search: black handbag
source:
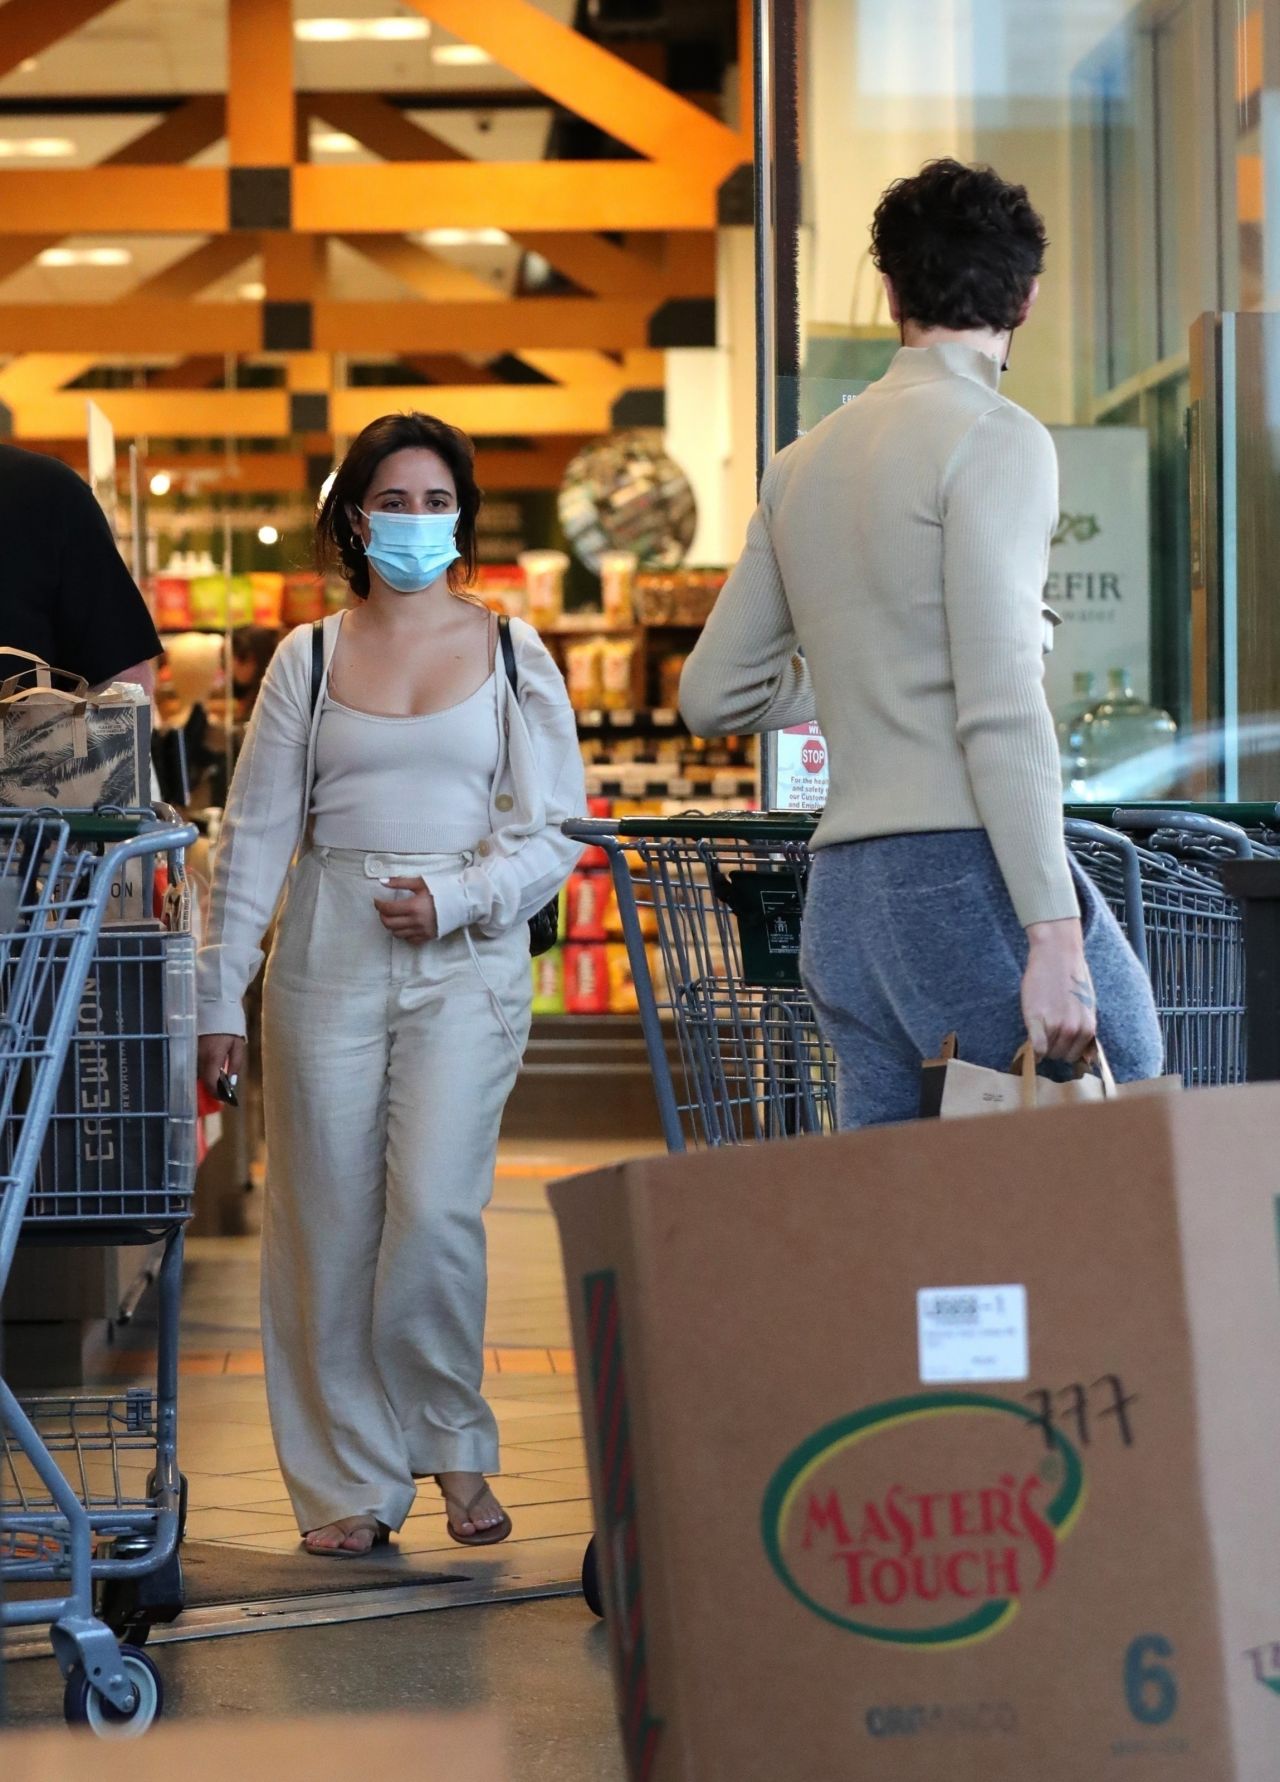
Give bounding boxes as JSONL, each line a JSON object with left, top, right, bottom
{"left": 311, "top": 618, "right": 560, "bottom": 957}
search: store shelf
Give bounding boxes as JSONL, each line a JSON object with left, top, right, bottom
{"left": 575, "top": 706, "right": 683, "bottom": 733}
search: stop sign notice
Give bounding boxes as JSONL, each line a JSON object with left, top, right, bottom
{"left": 801, "top": 737, "right": 827, "bottom": 774}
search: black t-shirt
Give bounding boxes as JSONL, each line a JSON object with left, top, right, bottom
{"left": 0, "top": 443, "right": 162, "bottom": 688}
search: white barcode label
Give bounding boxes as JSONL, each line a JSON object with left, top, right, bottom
{"left": 917, "top": 1285, "right": 1028, "bottom": 1384}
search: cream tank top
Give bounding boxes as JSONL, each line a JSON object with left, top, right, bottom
{"left": 311, "top": 674, "right": 501, "bottom": 854}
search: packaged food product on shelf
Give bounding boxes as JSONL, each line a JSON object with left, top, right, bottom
{"left": 249, "top": 572, "right": 284, "bottom": 627}
{"left": 190, "top": 574, "right": 253, "bottom": 629}
{"left": 658, "top": 651, "right": 689, "bottom": 711}
{"left": 564, "top": 942, "right": 610, "bottom": 1014}
{"left": 151, "top": 575, "right": 192, "bottom": 631}
{"left": 599, "top": 550, "right": 638, "bottom": 627}
{"left": 282, "top": 572, "right": 326, "bottom": 626}
{"left": 531, "top": 947, "right": 566, "bottom": 1015}
{"left": 519, "top": 550, "right": 569, "bottom": 631}
{"left": 632, "top": 568, "right": 725, "bottom": 627}
{"left": 565, "top": 638, "right": 605, "bottom": 712}
{"left": 578, "top": 796, "right": 612, "bottom": 872}
{"left": 600, "top": 637, "right": 638, "bottom": 711}
{"left": 566, "top": 871, "right": 610, "bottom": 942}
{"left": 474, "top": 565, "right": 527, "bottom": 618}
{"left": 606, "top": 942, "right": 638, "bottom": 1014}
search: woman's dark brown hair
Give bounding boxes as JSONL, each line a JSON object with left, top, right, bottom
{"left": 315, "top": 411, "right": 481, "bottom": 599}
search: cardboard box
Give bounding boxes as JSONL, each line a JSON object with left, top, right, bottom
{"left": 551, "top": 1087, "right": 1280, "bottom": 1782}
{"left": 4, "top": 1712, "right": 510, "bottom": 1782}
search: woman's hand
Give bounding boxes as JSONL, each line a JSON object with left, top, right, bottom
{"left": 1021, "top": 919, "right": 1097, "bottom": 1063}
{"left": 374, "top": 877, "right": 439, "bottom": 944}
{"left": 198, "top": 1032, "right": 246, "bottom": 1098}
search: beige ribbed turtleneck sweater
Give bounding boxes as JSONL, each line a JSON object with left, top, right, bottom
{"left": 679, "top": 342, "right": 1077, "bottom": 929}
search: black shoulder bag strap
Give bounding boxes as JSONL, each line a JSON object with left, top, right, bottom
{"left": 497, "top": 612, "right": 518, "bottom": 703}
{"left": 310, "top": 618, "right": 324, "bottom": 716}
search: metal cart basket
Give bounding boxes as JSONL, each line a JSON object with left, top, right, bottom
{"left": 1066, "top": 810, "right": 1258, "bottom": 1087}
{"left": 1, "top": 808, "right": 196, "bottom": 1736}
{"left": 565, "top": 814, "right": 834, "bottom": 1153}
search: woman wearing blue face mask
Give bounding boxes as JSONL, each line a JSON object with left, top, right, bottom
{"left": 196, "top": 413, "right": 585, "bottom": 1557}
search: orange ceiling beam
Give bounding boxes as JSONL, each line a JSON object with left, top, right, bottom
{"left": 0, "top": 295, "right": 656, "bottom": 357}
{"left": 312, "top": 298, "right": 652, "bottom": 353}
{"left": 0, "top": 303, "right": 260, "bottom": 353}
{"left": 0, "top": 168, "right": 225, "bottom": 234}
{"left": 405, "top": 0, "right": 740, "bottom": 176}
{"left": 0, "top": 0, "right": 121, "bottom": 81}
{"left": 8, "top": 389, "right": 291, "bottom": 440}
{"left": 228, "top": 0, "right": 295, "bottom": 166}
{"left": 262, "top": 233, "right": 325, "bottom": 301}
{"left": 339, "top": 233, "right": 498, "bottom": 302}
{"left": 8, "top": 383, "right": 622, "bottom": 441}
{"left": 294, "top": 162, "right": 718, "bottom": 233}
{"left": 334, "top": 383, "right": 617, "bottom": 437}
{"left": 1239, "top": 154, "right": 1262, "bottom": 226}
{"left": 0, "top": 101, "right": 226, "bottom": 284}
{"left": 0, "top": 163, "right": 716, "bottom": 235}
{"left": 133, "top": 237, "right": 258, "bottom": 302}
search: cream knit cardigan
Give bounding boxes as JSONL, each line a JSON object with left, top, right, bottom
{"left": 197, "top": 612, "right": 586, "bottom": 1038}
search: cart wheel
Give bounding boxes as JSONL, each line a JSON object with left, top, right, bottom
{"left": 63, "top": 1646, "right": 163, "bottom": 1737}
{"left": 582, "top": 1536, "right": 604, "bottom": 1619}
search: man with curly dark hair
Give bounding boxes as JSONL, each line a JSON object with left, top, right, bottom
{"left": 871, "top": 157, "right": 1048, "bottom": 349}
{"left": 681, "top": 159, "right": 1163, "bottom": 1127}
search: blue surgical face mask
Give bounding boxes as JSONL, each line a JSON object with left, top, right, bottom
{"left": 359, "top": 507, "right": 460, "bottom": 593}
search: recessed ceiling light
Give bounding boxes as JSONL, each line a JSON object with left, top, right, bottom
{"left": 295, "top": 17, "right": 430, "bottom": 42}
{"left": 258, "top": 524, "right": 280, "bottom": 546}
{"left": 18, "top": 58, "right": 38, "bottom": 74}
{"left": 239, "top": 280, "right": 267, "bottom": 300}
{"left": 150, "top": 472, "right": 172, "bottom": 497}
{"left": 432, "top": 43, "right": 492, "bottom": 66}
{"left": 419, "top": 227, "right": 510, "bottom": 249}
{"left": 38, "top": 246, "right": 132, "bottom": 267}
{"left": 311, "top": 130, "right": 361, "bottom": 154}
{"left": 0, "top": 137, "right": 76, "bottom": 159}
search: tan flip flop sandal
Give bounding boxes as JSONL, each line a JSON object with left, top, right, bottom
{"left": 436, "top": 1481, "right": 513, "bottom": 1548}
{"left": 301, "top": 1517, "right": 391, "bottom": 1558}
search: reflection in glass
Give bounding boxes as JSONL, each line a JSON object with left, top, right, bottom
{"left": 777, "top": 0, "right": 1280, "bottom": 804}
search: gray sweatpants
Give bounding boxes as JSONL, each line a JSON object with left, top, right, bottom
{"left": 800, "top": 830, "right": 1165, "bottom": 1130}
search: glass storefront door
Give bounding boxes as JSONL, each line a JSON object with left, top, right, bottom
{"left": 756, "top": 0, "right": 1280, "bottom": 807}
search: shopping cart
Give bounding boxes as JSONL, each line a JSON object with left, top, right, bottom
{"left": 0, "top": 807, "right": 197, "bottom": 1736}
{"left": 1065, "top": 810, "right": 1255, "bottom": 1087}
{"left": 564, "top": 813, "right": 834, "bottom": 1613}
{"left": 569, "top": 813, "right": 834, "bottom": 1153}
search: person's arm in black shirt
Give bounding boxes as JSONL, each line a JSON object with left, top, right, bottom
{"left": 54, "top": 467, "right": 161, "bottom": 690}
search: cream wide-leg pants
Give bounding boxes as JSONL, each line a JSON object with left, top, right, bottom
{"left": 260, "top": 845, "right": 532, "bottom": 1534}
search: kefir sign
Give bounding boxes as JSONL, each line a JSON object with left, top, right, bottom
{"left": 1043, "top": 427, "right": 1151, "bottom": 716}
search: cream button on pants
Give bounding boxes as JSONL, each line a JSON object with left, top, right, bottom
{"left": 260, "top": 846, "right": 531, "bottom": 1533}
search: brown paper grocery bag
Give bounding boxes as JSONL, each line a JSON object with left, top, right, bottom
{"left": 920, "top": 1033, "right": 1182, "bottom": 1118}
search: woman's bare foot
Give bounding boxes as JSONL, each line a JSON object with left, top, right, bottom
{"left": 434, "top": 1472, "right": 511, "bottom": 1545}
{"left": 302, "top": 1516, "right": 388, "bottom": 1556}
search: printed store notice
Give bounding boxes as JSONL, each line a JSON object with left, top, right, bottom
{"left": 775, "top": 722, "right": 829, "bottom": 812}
{"left": 917, "top": 1285, "right": 1029, "bottom": 1384}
